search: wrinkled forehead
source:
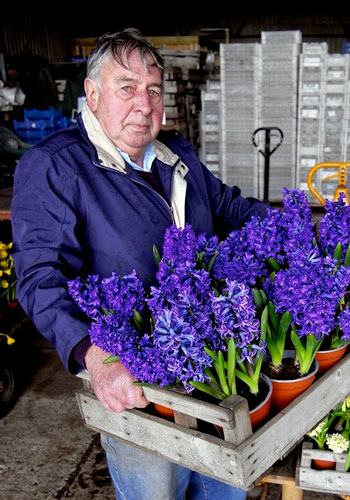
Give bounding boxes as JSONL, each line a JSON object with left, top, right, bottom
{"left": 110, "top": 47, "right": 162, "bottom": 78}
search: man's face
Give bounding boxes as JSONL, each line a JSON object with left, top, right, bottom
{"left": 85, "top": 50, "right": 164, "bottom": 163}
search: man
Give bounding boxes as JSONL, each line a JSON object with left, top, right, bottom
{"left": 11, "top": 28, "right": 267, "bottom": 500}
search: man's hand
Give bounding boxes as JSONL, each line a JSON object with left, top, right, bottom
{"left": 85, "top": 344, "right": 149, "bottom": 413}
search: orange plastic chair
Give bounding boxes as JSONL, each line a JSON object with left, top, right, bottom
{"left": 306, "top": 162, "right": 350, "bottom": 205}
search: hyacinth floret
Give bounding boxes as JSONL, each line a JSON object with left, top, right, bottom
{"left": 338, "top": 306, "right": 350, "bottom": 341}
{"left": 212, "top": 230, "right": 268, "bottom": 286}
{"left": 265, "top": 249, "right": 350, "bottom": 338}
{"left": 152, "top": 308, "right": 213, "bottom": 389}
{"left": 68, "top": 274, "right": 103, "bottom": 319}
{"left": 319, "top": 192, "right": 350, "bottom": 261}
{"left": 161, "top": 224, "right": 199, "bottom": 267}
{"left": 280, "top": 187, "right": 315, "bottom": 258}
{"left": 210, "top": 280, "right": 263, "bottom": 361}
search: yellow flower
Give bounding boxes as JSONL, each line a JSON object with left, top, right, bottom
{"left": 0, "top": 333, "right": 15, "bottom": 345}
{"left": 1, "top": 280, "right": 9, "bottom": 289}
{"left": 7, "top": 242, "right": 12, "bottom": 249}
{"left": 342, "top": 396, "right": 350, "bottom": 412}
{"left": 0, "top": 260, "right": 8, "bottom": 268}
{"left": 4, "top": 269, "right": 11, "bottom": 276}
{"left": 0, "top": 251, "right": 8, "bottom": 259}
{"left": 0, "top": 243, "right": 6, "bottom": 250}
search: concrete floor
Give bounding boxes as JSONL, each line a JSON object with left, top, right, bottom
{"left": 0, "top": 317, "right": 345, "bottom": 500}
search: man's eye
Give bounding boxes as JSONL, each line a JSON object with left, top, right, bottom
{"left": 149, "top": 89, "right": 162, "bottom": 100}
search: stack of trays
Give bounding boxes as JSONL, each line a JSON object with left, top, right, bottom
{"left": 259, "top": 31, "right": 302, "bottom": 201}
{"left": 296, "top": 43, "right": 350, "bottom": 203}
{"left": 296, "top": 43, "right": 327, "bottom": 199}
{"left": 219, "top": 43, "right": 261, "bottom": 198}
{"left": 199, "top": 79, "right": 221, "bottom": 177}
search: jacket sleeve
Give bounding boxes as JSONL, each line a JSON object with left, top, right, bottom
{"left": 199, "top": 162, "right": 268, "bottom": 239}
{"left": 11, "top": 147, "right": 90, "bottom": 374}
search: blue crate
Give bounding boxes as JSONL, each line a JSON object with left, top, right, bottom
{"left": 13, "top": 118, "right": 55, "bottom": 144}
{"left": 23, "top": 107, "right": 61, "bottom": 120}
{"left": 13, "top": 108, "right": 73, "bottom": 144}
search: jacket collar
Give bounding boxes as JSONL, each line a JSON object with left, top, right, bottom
{"left": 81, "top": 102, "right": 184, "bottom": 174}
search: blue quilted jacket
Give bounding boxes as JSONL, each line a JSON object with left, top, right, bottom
{"left": 11, "top": 105, "right": 267, "bottom": 373}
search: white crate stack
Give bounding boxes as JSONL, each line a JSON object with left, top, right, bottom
{"left": 296, "top": 43, "right": 327, "bottom": 199}
{"left": 296, "top": 44, "right": 350, "bottom": 203}
{"left": 199, "top": 80, "right": 221, "bottom": 177}
{"left": 220, "top": 43, "right": 261, "bottom": 198}
{"left": 259, "top": 31, "right": 301, "bottom": 201}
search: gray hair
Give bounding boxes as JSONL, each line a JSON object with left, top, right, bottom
{"left": 86, "top": 28, "right": 165, "bottom": 86}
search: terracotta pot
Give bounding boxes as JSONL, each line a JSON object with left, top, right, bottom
{"left": 315, "top": 345, "right": 348, "bottom": 373}
{"left": 153, "top": 403, "right": 174, "bottom": 419}
{"left": 249, "top": 374, "right": 273, "bottom": 428}
{"left": 7, "top": 300, "right": 19, "bottom": 309}
{"left": 154, "top": 374, "right": 273, "bottom": 429}
{"left": 312, "top": 458, "right": 335, "bottom": 470}
{"left": 268, "top": 351, "right": 319, "bottom": 411}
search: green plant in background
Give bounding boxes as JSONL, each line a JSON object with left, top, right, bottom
{"left": 306, "top": 396, "right": 350, "bottom": 470}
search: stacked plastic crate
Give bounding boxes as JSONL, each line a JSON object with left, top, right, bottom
{"left": 199, "top": 79, "right": 221, "bottom": 178}
{"left": 259, "top": 31, "right": 301, "bottom": 201}
{"left": 296, "top": 44, "right": 350, "bottom": 203}
{"left": 13, "top": 107, "right": 71, "bottom": 144}
{"left": 219, "top": 43, "right": 261, "bottom": 198}
{"left": 320, "top": 53, "right": 350, "bottom": 200}
{"left": 296, "top": 43, "right": 327, "bottom": 199}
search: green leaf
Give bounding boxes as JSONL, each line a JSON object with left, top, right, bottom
{"left": 204, "top": 367, "right": 221, "bottom": 389}
{"left": 227, "top": 338, "right": 236, "bottom": 394}
{"left": 133, "top": 309, "right": 144, "bottom": 331}
{"left": 189, "top": 381, "right": 226, "bottom": 401}
{"left": 253, "top": 288, "right": 263, "bottom": 310}
{"left": 204, "top": 346, "right": 219, "bottom": 362}
{"left": 103, "top": 355, "right": 120, "bottom": 364}
{"left": 344, "top": 243, "right": 350, "bottom": 267}
{"left": 259, "top": 289, "right": 268, "bottom": 306}
{"left": 265, "top": 337, "right": 283, "bottom": 366}
{"left": 276, "top": 311, "right": 291, "bottom": 356}
{"left": 268, "top": 301, "right": 279, "bottom": 333}
{"left": 261, "top": 305, "right": 269, "bottom": 336}
{"left": 333, "top": 242, "right": 343, "bottom": 266}
{"left": 267, "top": 257, "right": 280, "bottom": 272}
{"left": 152, "top": 244, "right": 161, "bottom": 266}
{"left": 235, "top": 368, "right": 258, "bottom": 395}
{"left": 207, "top": 251, "right": 218, "bottom": 274}
{"left": 196, "top": 251, "right": 205, "bottom": 266}
{"left": 290, "top": 329, "right": 305, "bottom": 360}
{"left": 215, "top": 352, "right": 230, "bottom": 396}
{"left": 345, "top": 448, "right": 350, "bottom": 473}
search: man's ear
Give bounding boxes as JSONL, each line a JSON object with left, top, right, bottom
{"left": 84, "top": 78, "right": 99, "bottom": 112}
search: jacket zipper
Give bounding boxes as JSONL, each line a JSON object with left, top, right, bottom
{"left": 93, "top": 160, "right": 176, "bottom": 224}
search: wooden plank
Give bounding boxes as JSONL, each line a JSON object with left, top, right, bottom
{"left": 76, "top": 390, "right": 248, "bottom": 489}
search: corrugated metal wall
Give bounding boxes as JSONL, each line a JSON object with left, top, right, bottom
{"left": 2, "top": 14, "right": 67, "bottom": 63}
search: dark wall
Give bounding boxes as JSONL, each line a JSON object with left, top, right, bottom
{"left": 2, "top": 6, "right": 350, "bottom": 63}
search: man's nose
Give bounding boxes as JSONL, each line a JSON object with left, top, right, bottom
{"left": 134, "top": 90, "right": 152, "bottom": 114}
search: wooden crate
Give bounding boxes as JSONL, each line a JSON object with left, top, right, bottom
{"left": 296, "top": 441, "right": 350, "bottom": 495}
{"left": 76, "top": 353, "right": 350, "bottom": 490}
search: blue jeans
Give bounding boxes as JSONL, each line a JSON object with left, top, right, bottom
{"left": 101, "top": 434, "right": 247, "bottom": 500}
